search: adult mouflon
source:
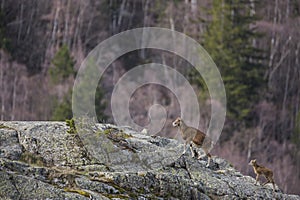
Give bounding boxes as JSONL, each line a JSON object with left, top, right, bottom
{"left": 249, "top": 159, "right": 276, "bottom": 192}
{"left": 173, "top": 117, "right": 212, "bottom": 166}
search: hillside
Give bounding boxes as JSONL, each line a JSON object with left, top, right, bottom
{"left": 0, "top": 0, "right": 300, "bottom": 195}
{"left": 0, "top": 121, "right": 299, "bottom": 199}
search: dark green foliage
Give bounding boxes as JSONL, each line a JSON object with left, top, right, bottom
{"left": 52, "top": 90, "right": 73, "bottom": 121}
{"left": 72, "top": 58, "right": 107, "bottom": 122}
{"left": 49, "top": 44, "right": 107, "bottom": 122}
{"left": 291, "top": 0, "right": 300, "bottom": 17}
{"left": 95, "top": 85, "right": 108, "bottom": 122}
{"left": 49, "top": 45, "right": 75, "bottom": 84}
{"left": 49, "top": 45, "right": 74, "bottom": 121}
{"left": 293, "top": 112, "right": 300, "bottom": 148}
{"left": 66, "top": 118, "right": 77, "bottom": 134}
{"left": 199, "top": 0, "right": 265, "bottom": 125}
{"left": 51, "top": 86, "right": 107, "bottom": 122}
{"left": 0, "top": 10, "right": 9, "bottom": 50}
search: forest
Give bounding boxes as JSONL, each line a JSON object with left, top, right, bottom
{"left": 0, "top": 0, "right": 299, "bottom": 195}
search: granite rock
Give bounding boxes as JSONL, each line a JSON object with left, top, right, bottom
{"left": 0, "top": 121, "right": 299, "bottom": 200}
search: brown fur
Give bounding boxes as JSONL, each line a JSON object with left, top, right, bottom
{"left": 249, "top": 159, "right": 276, "bottom": 192}
{"left": 173, "top": 117, "right": 212, "bottom": 166}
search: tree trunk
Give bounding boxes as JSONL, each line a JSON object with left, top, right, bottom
{"left": 0, "top": 55, "right": 4, "bottom": 120}
{"left": 17, "top": 1, "right": 24, "bottom": 42}
{"left": 268, "top": 0, "right": 279, "bottom": 69}
{"left": 11, "top": 68, "right": 18, "bottom": 120}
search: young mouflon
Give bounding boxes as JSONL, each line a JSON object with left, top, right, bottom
{"left": 172, "top": 117, "right": 212, "bottom": 166}
{"left": 249, "top": 159, "right": 276, "bottom": 192}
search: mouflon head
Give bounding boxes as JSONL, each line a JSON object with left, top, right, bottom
{"left": 172, "top": 117, "right": 182, "bottom": 127}
{"left": 249, "top": 159, "right": 256, "bottom": 166}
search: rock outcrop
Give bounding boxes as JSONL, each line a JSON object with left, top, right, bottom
{"left": 0, "top": 121, "right": 299, "bottom": 200}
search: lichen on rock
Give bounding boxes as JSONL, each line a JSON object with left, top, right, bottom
{"left": 0, "top": 121, "right": 299, "bottom": 200}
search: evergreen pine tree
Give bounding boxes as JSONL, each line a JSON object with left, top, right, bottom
{"left": 49, "top": 44, "right": 75, "bottom": 84}
{"left": 50, "top": 45, "right": 75, "bottom": 120}
{"left": 201, "top": 0, "right": 265, "bottom": 125}
{"left": 50, "top": 45, "right": 107, "bottom": 121}
{"left": 51, "top": 89, "right": 73, "bottom": 121}
{"left": 50, "top": 46, "right": 107, "bottom": 121}
{"left": 72, "top": 58, "right": 107, "bottom": 122}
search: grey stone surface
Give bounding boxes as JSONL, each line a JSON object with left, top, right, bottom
{"left": 0, "top": 121, "right": 299, "bottom": 199}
